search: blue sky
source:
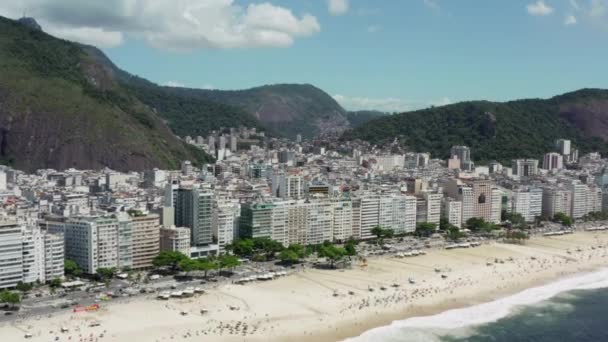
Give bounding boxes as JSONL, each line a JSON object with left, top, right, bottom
{"left": 2, "top": 0, "right": 608, "bottom": 111}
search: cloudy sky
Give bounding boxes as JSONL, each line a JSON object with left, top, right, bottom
{"left": 1, "top": 0, "right": 608, "bottom": 112}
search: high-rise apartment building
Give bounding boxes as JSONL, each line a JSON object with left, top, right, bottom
{"left": 160, "top": 226, "right": 191, "bottom": 256}
{"left": 64, "top": 217, "right": 119, "bottom": 274}
{"left": 175, "top": 188, "right": 214, "bottom": 247}
{"left": 442, "top": 198, "right": 462, "bottom": 228}
{"left": 131, "top": 214, "right": 160, "bottom": 269}
{"left": 542, "top": 187, "right": 572, "bottom": 218}
{"left": 0, "top": 220, "right": 24, "bottom": 289}
{"left": 511, "top": 188, "right": 543, "bottom": 222}
{"left": 331, "top": 198, "right": 353, "bottom": 241}
{"left": 0, "top": 220, "right": 65, "bottom": 288}
{"left": 512, "top": 159, "right": 539, "bottom": 177}
{"left": 543, "top": 153, "right": 564, "bottom": 171}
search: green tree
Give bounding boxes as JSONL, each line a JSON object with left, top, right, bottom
{"left": 317, "top": 243, "right": 347, "bottom": 268}
{"left": 15, "top": 281, "right": 33, "bottom": 293}
{"left": 196, "top": 259, "right": 217, "bottom": 278}
{"left": 96, "top": 267, "right": 116, "bottom": 280}
{"left": 0, "top": 290, "right": 21, "bottom": 308}
{"left": 344, "top": 239, "right": 358, "bottom": 257}
{"left": 553, "top": 212, "right": 573, "bottom": 227}
{"left": 178, "top": 259, "right": 199, "bottom": 275}
{"left": 446, "top": 227, "right": 465, "bottom": 241}
{"left": 228, "top": 239, "right": 255, "bottom": 257}
{"left": 371, "top": 226, "right": 384, "bottom": 240}
{"left": 415, "top": 222, "right": 437, "bottom": 237}
{"left": 64, "top": 259, "right": 82, "bottom": 277}
{"left": 439, "top": 217, "right": 451, "bottom": 231}
{"left": 217, "top": 255, "right": 240, "bottom": 275}
{"left": 49, "top": 278, "right": 62, "bottom": 288}
{"left": 153, "top": 251, "right": 189, "bottom": 270}
{"left": 253, "top": 237, "right": 285, "bottom": 259}
{"left": 279, "top": 249, "right": 300, "bottom": 264}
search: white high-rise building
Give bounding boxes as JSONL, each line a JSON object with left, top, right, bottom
{"left": 542, "top": 188, "right": 572, "bottom": 218}
{"left": 213, "top": 199, "right": 239, "bottom": 252}
{"left": 512, "top": 159, "right": 539, "bottom": 177}
{"left": 491, "top": 188, "right": 503, "bottom": 224}
{"left": 543, "top": 153, "right": 564, "bottom": 171}
{"left": 1, "top": 220, "right": 64, "bottom": 288}
{"left": 442, "top": 198, "right": 462, "bottom": 228}
{"left": 271, "top": 201, "right": 290, "bottom": 246}
{"left": 160, "top": 226, "right": 191, "bottom": 256}
{"left": 569, "top": 182, "right": 588, "bottom": 219}
{"left": 64, "top": 217, "right": 119, "bottom": 274}
{"left": 556, "top": 139, "right": 571, "bottom": 156}
{"left": 424, "top": 193, "right": 443, "bottom": 225}
{"left": 586, "top": 186, "right": 603, "bottom": 214}
{"left": 272, "top": 174, "right": 304, "bottom": 199}
{"left": 511, "top": 188, "right": 543, "bottom": 222}
{"left": 331, "top": 198, "right": 353, "bottom": 241}
{"left": 43, "top": 232, "right": 65, "bottom": 282}
{"left": 0, "top": 220, "right": 24, "bottom": 289}
{"left": 22, "top": 227, "right": 45, "bottom": 284}
{"left": 304, "top": 200, "right": 333, "bottom": 245}
{"left": 0, "top": 170, "right": 6, "bottom": 190}
{"left": 359, "top": 194, "right": 380, "bottom": 240}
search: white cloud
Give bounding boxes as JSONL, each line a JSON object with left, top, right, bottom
{"left": 45, "top": 25, "right": 123, "bottom": 48}
{"left": 527, "top": 1, "right": 554, "bottom": 16}
{"left": 164, "top": 81, "right": 186, "bottom": 87}
{"left": 0, "top": 0, "right": 320, "bottom": 50}
{"left": 433, "top": 97, "right": 452, "bottom": 107}
{"left": 564, "top": 14, "right": 578, "bottom": 25}
{"left": 333, "top": 94, "right": 452, "bottom": 113}
{"left": 566, "top": 0, "right": 608, "bottom": 29}
{"left": 328, "top": 0, "right": 349, "bottom": 16}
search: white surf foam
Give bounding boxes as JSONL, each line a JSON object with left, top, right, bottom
{"left": 346, "top": 268, "right": 608, "bottom": 341}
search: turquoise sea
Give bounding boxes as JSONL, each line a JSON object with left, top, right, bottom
{"left": 346, "top": 268, "right": 608, "bottom": 342}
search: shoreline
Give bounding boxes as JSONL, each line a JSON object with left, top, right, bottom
{"left": 3, "top": 231, "right": 608, "bottom": 342}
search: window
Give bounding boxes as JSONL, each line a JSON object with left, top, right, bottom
{"left": 478, "top": 194, "right": 486, "bottom": 204}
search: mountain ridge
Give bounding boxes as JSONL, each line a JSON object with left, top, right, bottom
{"left": 0, "top": 16, "right": 212, "bottom": 172}
{"left": 343, "top": 88, "right": 608, "bottom": 164}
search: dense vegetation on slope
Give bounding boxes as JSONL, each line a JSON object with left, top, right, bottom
{"left": 162, "top": 84, "right": 350, "bottom": 138}
{"left": 0, "top": 17, "right": 211, "bottom": 172}
{"left": 344, "top": 91, "right": 608, "bottom": 164}
{"left": 83, "top": 46, "right": 347, "bottom": 138}
{"left": 346, "top": 110, "right": 388, "bottom": 128}
{"left": 79, "top": 45, "right": 268, "bottom": 138}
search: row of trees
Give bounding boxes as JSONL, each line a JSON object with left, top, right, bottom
{"left": 152, "top": 251, "right": 240, "bottom": 278}
{"left": 226, "top": 237, "right": 358, "bottom": 268}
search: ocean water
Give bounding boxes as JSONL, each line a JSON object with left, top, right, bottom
{"left": 346, "top": 268, "right": 608, "bottom": 342}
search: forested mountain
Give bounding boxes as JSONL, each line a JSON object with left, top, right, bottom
{"left": 0, "top": 16, "right": 212, "bottom": 172}
{"left": 344, "top": 89, "right": 608, "bottom": 164}
{"left": 83, "top": 46, "right": 349, "bottom": 138}
{"left": 160, "top": 84, "right": 350, "bottom": 138}
{"left": 346, "top": 110, "right": 389, "bottom": 128}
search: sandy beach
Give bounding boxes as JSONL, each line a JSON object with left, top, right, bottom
{"left": 3, "top": 230, "right": 608, "bottom": 342}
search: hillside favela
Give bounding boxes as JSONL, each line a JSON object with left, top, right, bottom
{"left": 1, "top": 1, "right": 608, "bottom": 342}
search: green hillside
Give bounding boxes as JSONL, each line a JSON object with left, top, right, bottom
{"left": 0, "top": 16, "right": 212, "bottom": 172}
{"left": 344, "top": 90, "right": 608, "bottom": 164}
